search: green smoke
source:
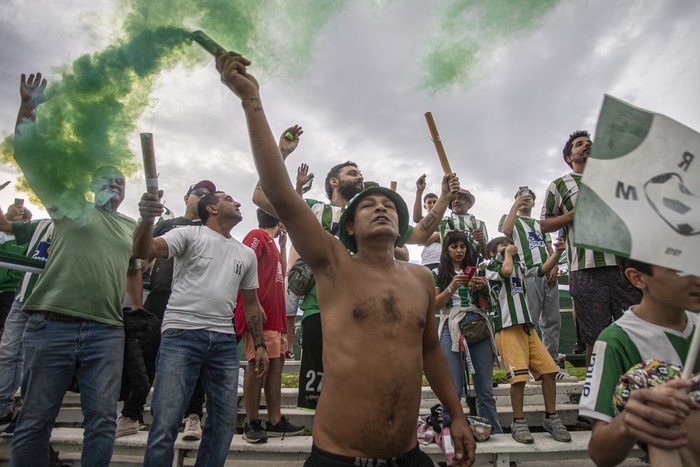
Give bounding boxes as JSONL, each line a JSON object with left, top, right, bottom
{"left": 419, "top": 0, "right": 560, "bottom": 93}
{"left": 4, "top": 0, "right": 347, "bottom": 218}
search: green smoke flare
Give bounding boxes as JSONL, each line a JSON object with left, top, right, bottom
{"left": 419, "top": 0, "right": 561, "bottom": 93}
{"left": 4, "top": 0, "right": 347, "bottom": 218}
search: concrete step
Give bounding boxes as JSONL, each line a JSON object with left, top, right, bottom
{"left": 0, "top": 427, "right": 646, "bottom": 466}
{"left": 60, "top": 381, "right": 583, "bottom": 409}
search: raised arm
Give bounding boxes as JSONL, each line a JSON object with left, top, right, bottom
{"left": 15, "top": 73, "right": 46, "bottom": 133}
{"left": 251, "top": 125, "right": 304, "bottom": 218}
{"left": 500, "top": 194, "right": 530, "bottom": 237}
{"left": 406, "top": 173, "right": 459, "bottom": 245}
{"left": 216, "top": 52, "right": 342, "bottom": 269}
{"left": 132, "top": 192, "right": 168, "bottom": 260}
{"left": 501, "top": 245, "right": 517, "bottom": 277}
{"left": 413, "top": 174, "right": 426, "bottom": 223}
{"left": 540, "top": 237, "right": 564, "bottom": 275}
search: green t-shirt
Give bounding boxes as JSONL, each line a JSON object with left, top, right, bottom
{"left": 22, "top": 206, "right": 138, "bottom": 326}
{"left": 579, "top": 308, "right": 699, "bottom": 423}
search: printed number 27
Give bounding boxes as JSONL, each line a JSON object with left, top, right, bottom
{"left": 305, "top": 370, "right": 324, "bottom": 393}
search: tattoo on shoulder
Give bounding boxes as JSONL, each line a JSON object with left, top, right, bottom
{"left": 418, "top": 211, "right": 437, "bottom": 231}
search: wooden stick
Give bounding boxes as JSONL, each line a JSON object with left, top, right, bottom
{"left": 682, "top": 319, "right": 700, "bottom": 379}
{"left": 140, "top": 133, "right": 159, "bottom": 195}
{"left": 424, "top": 112, "right": 453, "bottom": 175}
{"left": 390, "top": 181, "right": 397, "bottom": 191}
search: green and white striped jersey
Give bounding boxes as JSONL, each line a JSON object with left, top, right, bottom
{"left": 432, "top": 268, "right": 480, "bottom": 309}
{"left": 485, "top": 256, "right": 541, "bottom": 331}
{"left": 439, "top": 212, "right": 488, "bottom": 252}
{"left": 12, "top": 219, "right": 53, "bottom": 302}
{"left": 541, "top": 173, "right": 616, "bottom": 272}
{"left": 498, "top": 214, "right": 551, "bottom": 269}
{"left": 579, "top": 308, "right": 699, "bottom": 423}
{"left": 306, "top": 198, "right": 342, "bottom": 236}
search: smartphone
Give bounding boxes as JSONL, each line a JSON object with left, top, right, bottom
{"left": 14, "top": 198, "right": 24, "bottom": 207}
{"left": 460, "top": 266, "right": 477, "bottom": 279}
{"left": 519, "top": 186, "right": 529, "bottom": 197}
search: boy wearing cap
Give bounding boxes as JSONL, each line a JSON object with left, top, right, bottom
{"left": 439, "top": 188, "right": 488, "bottom": 257}
{"left": 580, "top": 258, "right": 700, "bottom": 466}
{"left": 217, "top": 52, "right": 475, "bottom": 466}
{"left": 484, "top": 236, "right": 571, "bottom": 444}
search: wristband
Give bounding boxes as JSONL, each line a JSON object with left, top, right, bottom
{"left": 255, "top": 343, "right": 267, "bottom": 350}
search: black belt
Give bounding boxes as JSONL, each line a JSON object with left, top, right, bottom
{"left": 31, "top": 311, "right": 83, "bottom": 322}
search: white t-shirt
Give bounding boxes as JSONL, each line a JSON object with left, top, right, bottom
{"left": 162, "top": 225, "right": 258, "bottom": 334}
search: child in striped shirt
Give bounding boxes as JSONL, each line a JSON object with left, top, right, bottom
{"left": 580, "top": 257, "right": 700, "bottom": 466}
{"left": 485, "top": 236, "right": 571, "bottom": 444}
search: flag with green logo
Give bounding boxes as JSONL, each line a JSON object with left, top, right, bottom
{"left": 575, "top": 95, "right": 699, "bottom": 275}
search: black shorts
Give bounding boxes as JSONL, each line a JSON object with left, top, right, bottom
{"left": 297, "top": 312, "right": 323, "bottom": 410}
{"left": 304, "top": 444, "right": 434, "bottom": 467}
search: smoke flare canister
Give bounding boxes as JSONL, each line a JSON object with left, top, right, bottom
{"left": 191, "top": 30, "right": 227, "bottom": 56}
{"left": 140, "top": 133, "right": 159, "bottom": 195}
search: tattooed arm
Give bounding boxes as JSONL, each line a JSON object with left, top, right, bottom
{"left": 240, "top": 288, "right": 270, "bottom": 378}
{"left": 406, "top": 173, "right": 459, "bottom": 245}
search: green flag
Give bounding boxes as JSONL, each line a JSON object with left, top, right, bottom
{"left": 575, "top": 95, "right": 700, "bottom": 275}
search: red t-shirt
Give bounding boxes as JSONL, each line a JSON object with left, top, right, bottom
{"left": 235, "top": 229, "right": 286, "bottom": 334}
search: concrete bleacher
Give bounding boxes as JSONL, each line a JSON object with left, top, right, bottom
{"left": 0, "top": 428, "right": 647, "bottom": 467}
{"left": 50, "top": 381, "right": 584, "bottom": 433}
{"left": 0, "top": 378, "right": 650, "bottom": 466}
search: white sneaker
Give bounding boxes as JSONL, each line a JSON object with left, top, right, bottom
{"left": 555, "top": 368, "right": 578, "bottom": 383}
{"left": 183, "top": 414, "right": 202, "bottom": 440}
{"left": 527, "top": 372, "right": 541, "bottom": 385}
{"left": 115, "top": 415, "right": 139, "bottom": 438}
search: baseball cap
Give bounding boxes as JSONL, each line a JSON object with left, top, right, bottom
{"left": 338, "top": 186, "right": 410, "bottom": 253}
{"left": 186, "top": 180, "right": 217, "bottom": 195}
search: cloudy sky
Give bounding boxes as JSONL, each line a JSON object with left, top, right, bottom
{"left": 0, "top": 0, "right": 698, "bottom": 261}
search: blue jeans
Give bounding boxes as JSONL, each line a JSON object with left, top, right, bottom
{"left": 144, "top": 328, "right": 239, "bottom": 467}
{"left": 439, "top": 313, "right": 502, "bottom": 433}
{"left": 11, "top": 314, "right": 124, "bottom": 467}
{"left": 0, "top": 300, "right": 28, "bottom": 417}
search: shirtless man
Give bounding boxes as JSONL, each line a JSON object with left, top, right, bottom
{"left": 216, "top": 52, "right": 475, "bottom": 466}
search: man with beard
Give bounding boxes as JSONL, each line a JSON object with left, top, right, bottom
{"left": 540, "top": 130, "right": 641, "bottom": 368}
{"left": 253, "top": 145, "right": 458, "bottom": 410}
{"left": 10, "top": 72, "right": 142, "bottom": 467}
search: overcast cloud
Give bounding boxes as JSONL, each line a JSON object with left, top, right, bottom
{"left": 0, "top": 0, "right": 698, "bottom": 260}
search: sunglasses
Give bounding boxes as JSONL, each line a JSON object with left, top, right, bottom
{"left": 188, "top": 188, "right": 208, "bottom": 197}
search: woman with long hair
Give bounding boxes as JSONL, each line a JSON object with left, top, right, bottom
{"left": 433, "top": 230, "right": 502, "bottom": 433}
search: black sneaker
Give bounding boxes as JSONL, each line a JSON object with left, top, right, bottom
{"left": 243, "top": 419, "right": 268, "bottom": 443}
{"left": 572, "top": 341, "right": 586, "bottom": 355}
{"left": 266, "top": 416, "right": 304, "bottom": 438}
